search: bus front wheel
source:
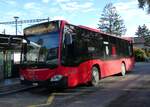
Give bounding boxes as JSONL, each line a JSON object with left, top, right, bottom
{"left": 91, "top": 66, "right": 100, "bottom": 87}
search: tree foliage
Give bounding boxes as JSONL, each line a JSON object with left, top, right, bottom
{"left": 133, "top": 47, "right": 147, "bottom": 61}
{"left": 135, "top": 24, "right": 150, "bottom": 37}
{"left": 138, "top": 0, "right": 150, "bottom": 13}
{"left": 98, "top": 3, "right": 126, "bottom": 36}
{"left": 135, "top": 24, "right": 150, "bottom": 45}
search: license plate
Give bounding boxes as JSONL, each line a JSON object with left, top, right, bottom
{"left": 32, "top": 83, "right": 38, "bottom": 86}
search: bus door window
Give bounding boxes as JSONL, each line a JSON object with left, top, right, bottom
{"left": 62, "top": 24, "right": 76, "bottom": 65}
{"left": 65, "top": 32, "right": 74, "bottom": 56}
{"left": 64, "top": 32, "right": 73, "bottom": 45}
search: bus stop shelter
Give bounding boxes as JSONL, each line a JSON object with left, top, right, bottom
{"left": 0, "top": 34, "right": 23, "bottom": 80}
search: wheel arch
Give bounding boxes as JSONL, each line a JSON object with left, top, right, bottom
{"left": 92, "top": 64, "right": 101, "bottom": 79}
{"left": 121, "top": 61, "right": 126, "bottom": 76}
{"left": 121, "top": 61, "right": 126, "bottom": 69}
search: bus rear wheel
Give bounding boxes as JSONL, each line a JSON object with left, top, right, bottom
{"left": 91, "top": 66, "right": 100, "bottom": 87}
{"left": 121, "top": 63, "right": 126, "bottom": 77}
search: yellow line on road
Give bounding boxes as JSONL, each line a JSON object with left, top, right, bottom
{"left": 27, "top": 93, "right": 55, "bottom": 107}
{"left": 46, "top": 93, "right": 55, "bottom": 104}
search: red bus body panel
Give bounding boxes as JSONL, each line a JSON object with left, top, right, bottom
{"left": 20, "top": 57, "right": 134, "bottom": 87}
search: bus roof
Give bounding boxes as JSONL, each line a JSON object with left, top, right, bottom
{"left": 78, "top": 25, "right": 100, "bottom": 33}
{"left": 77, "top": 24, "right": 131, "bottom": 42}
{"left": 24, "top": 20, "right": 131, "bottom": 42}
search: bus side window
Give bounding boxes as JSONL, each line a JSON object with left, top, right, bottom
{"left": 103, "top": 41, "right": 110, "bottom": 57}
{"left": 105, "top": 45, "right": 109, "bottom": 55}
{"left": 112, "top": 45, "right": 116, "bottom": 56}
{"left": 128, "top": 43, "right": 133, "bottom": 56}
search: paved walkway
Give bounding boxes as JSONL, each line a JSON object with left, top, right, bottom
{"left": 0, "top": 78, "right": 20, "bottom": 87}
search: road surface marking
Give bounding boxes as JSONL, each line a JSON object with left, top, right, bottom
{"left": 27, "top": 93, "right": 55, "bottom": 107}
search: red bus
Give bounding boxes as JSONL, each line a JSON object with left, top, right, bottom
{"left": 20, "top": 20, "right": 134, "bottom": 88}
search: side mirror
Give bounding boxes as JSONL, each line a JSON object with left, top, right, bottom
{"left": 64, "top": 33, "right": 73, "bottom": 45}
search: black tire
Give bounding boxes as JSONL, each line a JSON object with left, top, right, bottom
{"left": 121, "top": 63, "right": 126, "bottom": 77}
{"left": 91, "top": 66, "right": 100, "bottom": 87}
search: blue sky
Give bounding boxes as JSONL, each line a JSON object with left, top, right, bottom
{"left": 0, "top": 0, "right": 150, "bottom": 36}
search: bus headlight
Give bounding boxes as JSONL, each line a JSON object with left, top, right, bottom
{"left": 51, "top": 75, "right": 63, "bottom": 82}
{"left": 20, "top": 75, "right": 24, "bottom": 80}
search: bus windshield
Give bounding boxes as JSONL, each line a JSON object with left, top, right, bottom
{"left": 22, "top": 21, "right": 60, "bottom": 67}
{"left": 24, "top": 32, "right": 59, "bottom": 65}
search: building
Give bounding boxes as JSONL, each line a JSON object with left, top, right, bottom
{"left": 132, "top": 37, "right": 150, "bottom": 50}
{"left": 0, "top": 34, "right": 22, "bottom": 80}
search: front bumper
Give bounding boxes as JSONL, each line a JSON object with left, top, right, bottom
{"left": 21, "top": 77, "right": 68, "bottom": 89}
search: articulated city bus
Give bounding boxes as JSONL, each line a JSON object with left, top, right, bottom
{"left": 20, "top": 20, "right": 134, "bottom": 88}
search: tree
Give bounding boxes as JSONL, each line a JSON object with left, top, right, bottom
{"left": 138, "top": 0, "right": 150, "bottom": 13}
{"left": 133, "top": 47, "right": 147, "bottom": 61}
{"left": 98, "top": 3, "right": 126, "bottom": 36}
{"left": 135, "top": 24, "right": 149, "bottom": 37}
{"left": 135, "top": 24, "right": 150, "bottom": 45}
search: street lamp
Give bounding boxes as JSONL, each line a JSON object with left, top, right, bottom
{"left": 14, "top": 16, "right": 19, "bottom": 35}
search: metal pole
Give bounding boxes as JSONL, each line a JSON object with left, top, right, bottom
{"left": 3, "top": 29, "right": 5, "bottom": 35}
{"left": 14, "top": 16, "right": 19, "bottom": 36}
{"left": 47, "top": 17, "right": 50, "bottom": 22}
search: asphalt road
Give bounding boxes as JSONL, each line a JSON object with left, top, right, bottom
{"left": 0, "top": 62, "right": 150, "bottom": 107}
